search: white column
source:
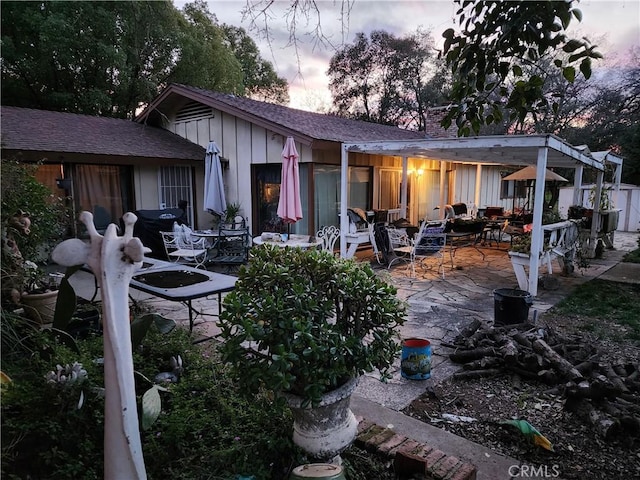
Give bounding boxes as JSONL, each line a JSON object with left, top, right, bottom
{"left": 573, "top": 165, "right": 584, "bottom": 206}
{"left": 339, "top": 144, "right": 349, "bottom": 258}
{"left": 439, "top": 161, "right": 447, "bottom": 219}
{"left": 400, "top": 156, "right": 408, "bottom": 219}
{"left": 474, "top": 164, "right": 482, "bottom": 215}
{"left": 528, "top": 148, "right": 549, "bottom": 297}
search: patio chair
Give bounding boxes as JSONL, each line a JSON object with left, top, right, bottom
{"left": 386, "top": 227, "right": 411, "bottom": 268}
{"left": 160, "top": 225, "right": 208, "bottom": 269}
{"left": 317, "top": 225, "right": 340, "bottom": 253}
{"left": 208, "top": 227, "right": 250, "bottom": 270}
{"left": 393, "top": 222, "right": 447, "bottom": 278}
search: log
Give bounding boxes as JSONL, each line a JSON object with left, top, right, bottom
{"left": 532, "top": 338, "right": 583, "bottom": 381}
{"left": 449, "top": 347, "right": 495, "bottom": 364}
{"left": 462, "top": 356, "right": 503, "bottom": 371}
{"left": 499, "top": 338, "right": 519, "bottom": 362}
{"left": 565, "top": 398, "right": 621, "bottom": 440}
{"left": 455, "top": 318, "right": 482, "bottom": 342}
{"left": 512, "top": 332, "right": 532, "bottom": 349}
{"left": 601, "top": 364, "right": 629, "bottom": 394}
{"left": 453, "top": 368, "right": 501, "bottom": 380}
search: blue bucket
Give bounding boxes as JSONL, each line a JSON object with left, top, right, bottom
{"left": 401, "top": 338, "right": 432, "bottom": 380}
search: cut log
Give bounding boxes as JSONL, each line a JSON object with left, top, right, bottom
{"left": 462, "top": 356, "right": 503, "bottom": 371}
{"left": 455, "top": 319, "right": 482, "bottom": 342}
{"left": 565, "top": 398, "right": 621, "bottom": 440}
{"left": 449, "top": 347, "right": 495, "bottom": 364}
{"left": 453, "top": 368, "right": 501, "bottom": 380}
{"left": 532, "top": 338, "right": 583, "bottom": 381}
{"left": 601, "top": 364, "right": 629, "bottom": 394}
{"left": 512, "top": 332, "right": 532, "bottom": 349}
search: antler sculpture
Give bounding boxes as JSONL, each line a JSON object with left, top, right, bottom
{"left": 52, "top": 211, "right": 147, "bottom": 480}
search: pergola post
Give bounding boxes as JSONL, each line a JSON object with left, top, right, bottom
{"left": 400, "top": 156, "right": 409, "bottom": 219}
{"left": 339, "top": 144, "right": 349, "bottom": 258}
{"left": 527, "top": 147, "right": 549, "bottom": 296}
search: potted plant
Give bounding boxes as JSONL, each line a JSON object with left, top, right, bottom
{"left": 217, "top": 246, "right": 406, "bottom": 460}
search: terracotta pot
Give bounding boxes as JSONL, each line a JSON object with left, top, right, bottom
{"left": 283, "top": 377, "right": 359, "bottom": 461}
{"left": 21, "top": 290, "right": 59, "bottom": 324}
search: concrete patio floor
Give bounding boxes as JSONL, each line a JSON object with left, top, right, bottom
{"left": 67, "top": 230, "right": 638, "bottom": 411}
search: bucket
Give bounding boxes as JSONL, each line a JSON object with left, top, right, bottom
{"left": 290, "top": 464, "right": 345, "bottom": 480}
{"left": 493, "top": 288, "right": 533, "bottom": 326}
{"left": 400, "top": 338, "right": 431, "bottom": 380}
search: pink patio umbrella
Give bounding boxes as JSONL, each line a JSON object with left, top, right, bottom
{"left": 277, "top": 137, "right": 303, "bottom": 237}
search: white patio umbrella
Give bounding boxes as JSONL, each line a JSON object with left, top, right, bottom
{"left": 277, "top": 137, "right": 303, "bottom": 235}
{"left": 503, "top": 166, "right": 568, "bottom": 213}
{"left": 203, "top": 141, "right": 227, "bottom": 216}
{"left": 502, "top": 165, "right": 568, "bottom": 182}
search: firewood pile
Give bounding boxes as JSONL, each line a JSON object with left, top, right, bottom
{"left": 446, "top": 319, "right": 640, "bottom": 441}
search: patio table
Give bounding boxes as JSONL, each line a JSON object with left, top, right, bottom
{"left": 82, "top": 257, "right": 237, "bottom": 332}
{"left": 253, "top": 233, "right": 322, "bottom": 249}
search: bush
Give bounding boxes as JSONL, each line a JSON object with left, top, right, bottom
{"left": 1, "top": 321, "right": 300, "bottom": 479}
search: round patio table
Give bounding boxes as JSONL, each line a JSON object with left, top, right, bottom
{"left": 253, "top": 233, "right": 322, "bottom": 250}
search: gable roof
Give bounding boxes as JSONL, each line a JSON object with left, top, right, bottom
{"left": 1, "top": 106, "right": 205, "bottom": 164}
{"left": 136, "top": 84, "right": 428, "bottom": 147}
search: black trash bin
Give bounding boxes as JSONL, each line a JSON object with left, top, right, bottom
{"left": 493, "top": 288, "right": 533, "bottom": 326}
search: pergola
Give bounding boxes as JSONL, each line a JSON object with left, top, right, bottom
{"left": 339, "top": 134, "right": 623, "bottom": 296}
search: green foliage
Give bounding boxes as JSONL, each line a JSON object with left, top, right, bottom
{"left": 1, "top": 159, "right": 70, "bottom": 306}
{"left": 217, "top": 246, "right": 406, "bottom": 407}
{"left": 1, "top": 318, "right": 299, "bottom": 479}
{"left": 441, "top": 0, "right": 602, "bottom": 136}
{"left": 1, "top": 159, "right": 69, "bottom": 261}
{"left": 328, "top": 29, "right": 449, "bottom": 130}
{"left": 1, "top": 0, "right": 287, "bottom": 118}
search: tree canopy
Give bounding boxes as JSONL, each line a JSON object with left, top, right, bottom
{"left": 0, "top": 0, "right": 288, "bottom": 118}
{"left": 328, "top": 29, "right": 448, "bottom": 130}
{"left": 441, "top": 0, "right": 602, "bottom": 136}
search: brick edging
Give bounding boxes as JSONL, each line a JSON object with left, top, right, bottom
{"left": 355, "top": 417, "right": 477, "bottom": 480}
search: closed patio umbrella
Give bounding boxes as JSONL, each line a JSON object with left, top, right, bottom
{"left": 277, "top": 137, "right": 303, "bottom": 235}
{"left": 204, "top": 141, "right": 227, "bottom": 216}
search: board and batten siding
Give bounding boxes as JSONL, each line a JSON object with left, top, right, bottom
{"left": 166, "top": 105, "right": 300, "bottom": 231}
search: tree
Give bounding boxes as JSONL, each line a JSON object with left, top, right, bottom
{"left": 328, "top": 30, "right": 447, "bottom": 130}
{"left": 1, "top": 1, "right": 183, "bottom": 118}
{"left": 169, "top": 1, "right": 244, "bottom": 94}
{"left": 441, "top": 0, "right": 602, "bottom": 136}
{"left": 1, "top": 0, "right": 288, "bottom": 117}
{"left": 220, "top": 25, "right": 289, "bottom": 105}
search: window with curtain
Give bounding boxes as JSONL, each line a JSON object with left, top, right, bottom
{"left": 73, "top": 164, "right": 132, "bottom": 232}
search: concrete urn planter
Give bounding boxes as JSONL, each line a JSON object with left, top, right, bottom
{"left": 21, "top": 290, "right": 59, "bottom": 324}
{"left": 283, "top": 377, "right": 359, "bottom": 461}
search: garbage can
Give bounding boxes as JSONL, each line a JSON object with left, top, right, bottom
{"left": 493, "top": 288, "right": 533, "bottom": 326}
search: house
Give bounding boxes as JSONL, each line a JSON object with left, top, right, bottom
{"left": 1, "top": 106, "right": 206, "bottom": 233}
{"left": 2, "top": 87, "right": 624, "bottom": 295}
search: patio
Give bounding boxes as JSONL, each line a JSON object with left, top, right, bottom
{"left": 66, "top": 231, "right": 638, "bottom": 411}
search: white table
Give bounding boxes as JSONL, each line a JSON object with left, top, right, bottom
{"left": 253, "top": 234, "right": 322, "bottom": 249}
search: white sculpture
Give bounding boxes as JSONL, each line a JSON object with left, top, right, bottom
{"left": 52, "top": 211, "right": 147, "bottom": 480}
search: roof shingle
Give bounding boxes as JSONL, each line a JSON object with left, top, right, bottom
{"left": 1, "top": 106, "right": 205, "bottom": 160}
{"left": 162, "top": 84, "right": 428, "bottom": 143}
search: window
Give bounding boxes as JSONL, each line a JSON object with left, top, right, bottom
{"left": 159, "top": 166, "right": 194, "bottom": 225}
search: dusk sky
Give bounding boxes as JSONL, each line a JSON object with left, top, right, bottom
{"left": 185, "top": 1, "right": 640, "bottom": 111}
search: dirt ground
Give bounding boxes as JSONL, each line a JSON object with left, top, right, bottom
{"left": 402, "top": 312, "right": 640, "bottom": 480}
